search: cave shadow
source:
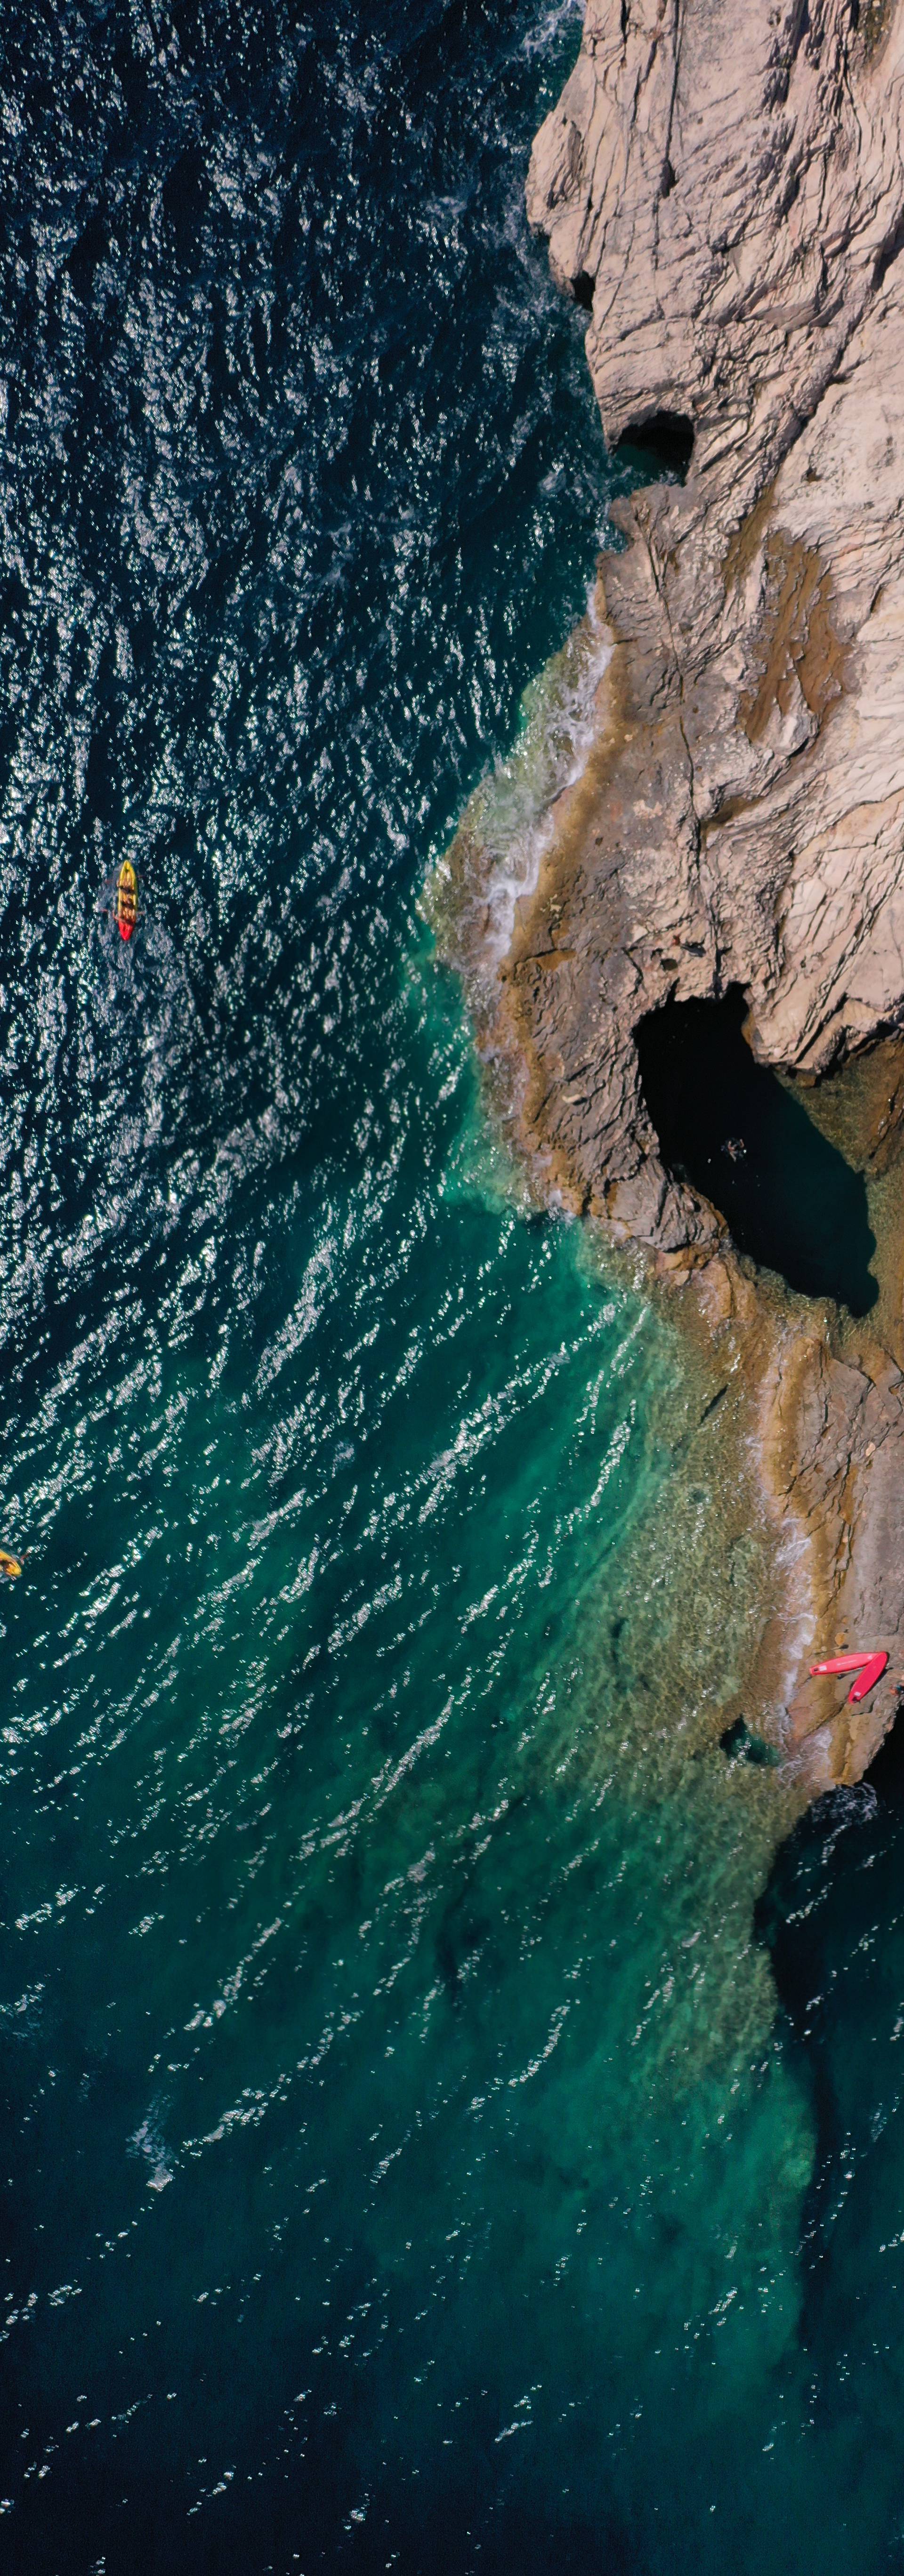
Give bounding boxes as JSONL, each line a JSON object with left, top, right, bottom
{"left": 635, "top": 987, "right": 878, "bottom": 1315}
{"left": 611, "top": 410, "right": 695, "bottom": 481}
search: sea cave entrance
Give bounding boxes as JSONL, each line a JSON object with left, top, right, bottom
{"left": 635, "top": 986, "right": 878, "bottom": 1315}
{"left": 611, "top": 410, "right": 695, "bottom": 482}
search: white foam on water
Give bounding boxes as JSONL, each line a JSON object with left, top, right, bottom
{"left": 433, "top": 576, "right": 613, "bottom": 976}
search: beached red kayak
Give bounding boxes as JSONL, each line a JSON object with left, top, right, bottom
{"left": 809, "top": 1649, "right": 889, "bottom": 1704}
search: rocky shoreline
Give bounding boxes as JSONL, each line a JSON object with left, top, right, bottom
{"left": 436, "top": 0, "right": 904, "bottom": 1786}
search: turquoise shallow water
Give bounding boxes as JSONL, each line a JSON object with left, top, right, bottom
{"left": 3, "top": 1, "right": 904, "bottom": 2568}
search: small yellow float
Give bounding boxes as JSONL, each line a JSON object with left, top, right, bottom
{"left": 0, "top": 1547, "right": 22, "bottom": 1578}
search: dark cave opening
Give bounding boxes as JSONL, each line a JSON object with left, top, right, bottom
{"left": 611, "top": 409, "right": 695, "bottom": 481}
{"left": 635, "top": 986, "right": 878, "bottom": 1315}
{"left": 572, "top": 268, "right": 595, "bottom": 310}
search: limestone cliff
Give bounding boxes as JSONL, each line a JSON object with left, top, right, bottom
{"left": 523, "top": 0, "right": 904, "bottom": 1242}
{"left": 440, "top": 0, "right": 904, "bottom": 1785}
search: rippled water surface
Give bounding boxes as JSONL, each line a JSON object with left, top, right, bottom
{"left": 3, "top": 3, "right": 904, "bottom": 2570}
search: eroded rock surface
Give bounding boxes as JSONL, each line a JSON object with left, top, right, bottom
{"left": 445, "top": 0, "right": 904, "bottom": 1780}
{"left": 517, "top": 0, "right": 904, "bottom": 1241}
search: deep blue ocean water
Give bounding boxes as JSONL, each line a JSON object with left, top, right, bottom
{"left": 3, "top": 3, "right": 904, "bottom": 2570}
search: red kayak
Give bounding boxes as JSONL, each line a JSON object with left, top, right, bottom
{"left": 809, "top": 1649, "right": 889, "bottom": 1705}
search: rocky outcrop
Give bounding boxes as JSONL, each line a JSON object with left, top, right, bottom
{"left": 441, "top": 0, "right": 904, "bottom": 1781}
{"left": 767, "top": 1320, "right": 904, "bottom": 1784}
{"left": 517, "top": 0, "right": 904, "bottom": 1243}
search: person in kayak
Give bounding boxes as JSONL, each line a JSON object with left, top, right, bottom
{"left": 116, "top": 861, "right": 138, "bottom": 941}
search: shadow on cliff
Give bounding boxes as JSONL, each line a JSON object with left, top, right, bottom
{"left": 611, "top": 409, "right": 695, "bottom": 482}
{"left": 754, "top": 1710, "right": 904, "bottom": 2362}
{"left": 636, "top": 986, "right": 878, "bottom": 1315}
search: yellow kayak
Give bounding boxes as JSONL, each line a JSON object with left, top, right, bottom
{"left": 116, "top": 860, "right": 138, "bottom": 942}
{"left": 0, "top": 1547, "right": 22, "bottom": 1578}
